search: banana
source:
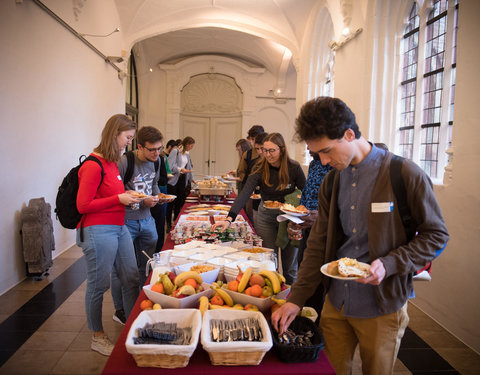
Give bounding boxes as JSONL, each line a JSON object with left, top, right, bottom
{"left": 174, "top": 271, "right": 203, "bottom": 287}
{"left": 238, "top": 267, "right": 253, "bottom": 293}
{"left": 214, "top": 287, "right": 234, "bottom": 307}
{"left": 209, "top": 303, "right": 231, "bottom": 309}
{"left": 271, "top": 296, "right": 286, "bottom": 306}
{"left": 161, "top": 274, "right": 175, "bottom": 295}
{"left": 199, "top": 296, "right": 209, "bottom": 315}
{"left": 258, "top": 270, "right": 281, "bottom": 294}
{"left": 274, "top": 270, "right": 286, "bottom": 284}
{"left": 264, "top": 277, "right": 273, "bottom": 289}
{"left": 178, "top": 284, "right": 196, "bottom": 296}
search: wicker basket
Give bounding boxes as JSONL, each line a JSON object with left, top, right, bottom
{"left": 201, "top": 309, "right": 273, "bottom": 366}
{"left": 131, "top": 353, "right": 190, "bottom": 368}
{"left": 207, "top": 349, "right": 267, "bottom": 366}
{"left": 125, "top": 309, "right": 201, "bottom": 368}
{"left": 268, "top": 315, "right": 325, "bottom": 363}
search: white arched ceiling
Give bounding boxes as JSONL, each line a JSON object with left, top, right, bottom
{"left": 114, "top": 0, "right": 323, "bottom": 79}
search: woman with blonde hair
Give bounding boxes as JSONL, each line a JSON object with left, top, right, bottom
{"left": 213, "top": 132, "right": 306, "bottom": 284}
{"left": 166, "top": 136, "right": 195, "bottom": 228}
{"left": 76, "top": 114, "right": 140, "bottom": 356}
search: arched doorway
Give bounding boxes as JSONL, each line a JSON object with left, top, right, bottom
{"left": 180, "top": 73, "right": 243, "bottom": 178}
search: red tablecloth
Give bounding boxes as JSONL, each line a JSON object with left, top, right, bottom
{"left": 102, "top": 196, "right": 335, "bottom": 375}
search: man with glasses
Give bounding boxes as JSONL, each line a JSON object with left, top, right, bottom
{"left": 111, "top": 126, "right": 163, "bottom": 324}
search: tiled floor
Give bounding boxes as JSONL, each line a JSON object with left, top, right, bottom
{"left": 0, "top": 245, "right": 479, "bottom": 375}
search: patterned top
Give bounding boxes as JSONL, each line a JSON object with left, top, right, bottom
{"left": 300, "top": 159, "right": 333, "bottom": 210}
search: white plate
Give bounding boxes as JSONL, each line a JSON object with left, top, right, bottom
{"left": 320, "top": 262, "right": 370, "bottom": 280}
{"left": 280, "top": 208, "right": 307, "bottom": 217}
{"left": 158, "top": 194, "right": 176, "bottom": 203}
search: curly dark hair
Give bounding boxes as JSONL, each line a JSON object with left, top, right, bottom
{"left": 295, "top": 97, "right": 361, "bottom": 141}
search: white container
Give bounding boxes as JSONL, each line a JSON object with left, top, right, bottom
{"left": 174, "top": 241, "right": 204, "bottom": 250}
{"left": 188, "top": 252, "right": 215, "bottom": 262}
{"left": 223, "top": 252, "right": 249, "bottom": 261}
{"left": 173, "top": 262, "right": 220, "bottom": 285}
{"left": 201, "top": 309, "right": 272, "bottom": 365}
{"left": 125, "top": 309, "right": 201, "bottom": 368}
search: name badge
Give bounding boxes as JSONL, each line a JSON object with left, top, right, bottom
{"left": 371, "top": 202, "right": 394, "bottom": 213}
{"left": 117, "top": 175, "right": 122, "bottom": 180}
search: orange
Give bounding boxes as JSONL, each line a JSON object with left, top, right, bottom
{"left": 183, "top": 278, "right": 198, "bottom": 289}
{"left": 151, "top": 283, "right": 165, "bottom": 294}
{"left": 210, "top": 295, "right": 224, "bottom": 306}
{"left": 140, "top": 299, "right": 153, "bottom": 310}
{"left": 227, "top": 280, "right": 239, "bottom": 291}
{"left": 249, "top": 284, "right": 263, "bottom": 297}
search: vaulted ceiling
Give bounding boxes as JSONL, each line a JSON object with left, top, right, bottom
{"left": 114, "top": 0, "right": 325, "bottom": 78}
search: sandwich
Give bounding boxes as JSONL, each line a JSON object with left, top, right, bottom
{"left": 337, "top": 257, "right": 369, "bottom": 278}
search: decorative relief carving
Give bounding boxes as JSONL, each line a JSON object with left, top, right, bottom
{"left": 181, "top": 74, "right": 242, "bottom": 114}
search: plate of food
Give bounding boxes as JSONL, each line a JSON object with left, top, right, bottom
{"left": 128, "top": 191, "right": 149, "bottom": 199}
{"left": 320, "top": 258, "right": 371, "bottom": 280}
{"left": 280, "top": 203, "right": 308, "bottom": 217}
{"left": 157, "top": 193, "right": 176, "bottom": 203}
{"left": 250, "top": 194, "right": 261, "bottom": 200}
{"left": 263, "top": 200, "right": 282, "bottom": 210}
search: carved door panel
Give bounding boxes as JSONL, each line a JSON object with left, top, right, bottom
{"left": 180, "top": 73, "right": 243, "bottom": 179}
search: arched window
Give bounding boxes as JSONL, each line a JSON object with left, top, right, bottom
{"left": 397, "top": 0, "right": 458, "bottom": 180}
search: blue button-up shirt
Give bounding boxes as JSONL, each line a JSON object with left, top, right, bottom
{"left": 328, "top": 144, "right": 387, "bottom": 318}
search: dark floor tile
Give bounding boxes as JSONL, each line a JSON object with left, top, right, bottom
{"left": 398, "top": 348, "right": 458, "bottom": 372}
{"left": 401, "top": 327, "right": 431, "bottom": 348}
{"left": 0, "top": 331, "right": 33, "bottom": 351}
{"left": 0, "top": 350, "right": 16, "bottom": 367}
{"left": 0, "top": 313, "right": 47, "bottom": 332}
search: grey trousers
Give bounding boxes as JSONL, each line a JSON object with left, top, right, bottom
{"left": 255, "top": 203, "right": 298, "bottom": 284}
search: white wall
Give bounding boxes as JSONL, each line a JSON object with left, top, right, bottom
{"left": 330, "top": 0, "right": 480, "bottom": 353}
{"left": 0, "top": 0, "right": 124, "bottom": 294}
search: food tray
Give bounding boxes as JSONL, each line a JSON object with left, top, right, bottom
{"left": 268, "top": 315, "right": 325, "bottom": 363}
{"left": 125, "top": 309, "right": 201, "bottom": 368}
{"left": 143, "top": 282, "right": 213, "bottom": 308}
{"left": 197, "top": 187, "right": 231, "bottom": 196}
{"left": 201, "top": 309, "right": 272, "bottom": 366}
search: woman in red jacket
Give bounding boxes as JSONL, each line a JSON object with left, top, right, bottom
{"left": 76, "top": 114, "right": 140, "bottom": 356}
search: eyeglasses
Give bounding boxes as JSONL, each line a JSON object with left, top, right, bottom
{"left": 262, "top": 147, "right": 280, "bottom": 155}
{"left": 144, "top": 146, "right": 164, "bottom": 153}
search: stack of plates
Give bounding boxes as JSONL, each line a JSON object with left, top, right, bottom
{"left": 188, "top": 252, "right": 215, "bottom": 262}
{"left": 170, "top": 249, "right": 200, "bottom": 265}
{"left": 206, "top": 257, "right": 232, "bottom": 280}
{"left": 223, "top": 252, "right": 250, "bottom": 262}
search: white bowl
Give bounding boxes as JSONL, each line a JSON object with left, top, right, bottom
{"left": 174, "top": 263, "right": 220, "bottom": 284}
{"left": 301, "top": 306, "right": 318, "bottom": 322}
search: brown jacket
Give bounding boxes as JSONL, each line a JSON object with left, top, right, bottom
{"left": 288, "top": 152, "right": 449, "bottom": 314}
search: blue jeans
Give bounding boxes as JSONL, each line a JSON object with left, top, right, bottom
{"left": 76, "top": 225, "right": 139, "bottom": 332}
{"left": 111, "top": 217, "right": 158, "bottom": 310}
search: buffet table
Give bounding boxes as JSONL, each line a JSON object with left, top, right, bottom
{"left": 102, "top": 195, "right": 335, "bottom": 375}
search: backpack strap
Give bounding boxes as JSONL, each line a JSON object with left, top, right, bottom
{"left": 79, "top": 155, "right": 104, "bottom": 242}
{"left": 390, "top": 154, "right": 416, "bottom": 242}
{"left": 123, "top": 151, "right": 135, "bottom": 186}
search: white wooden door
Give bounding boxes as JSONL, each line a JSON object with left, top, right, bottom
{"left": 180, "top": 116, "right": 210, "bottom": 180}
{"left": 209, "top": 117, "right": 242, "bottom": 176}
{"left": 181, "top": 115, "right": 241, "bottom": 179}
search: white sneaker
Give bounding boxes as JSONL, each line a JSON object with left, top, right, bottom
{"left": 91, "top": 334, "right": 114, "bottom": 356}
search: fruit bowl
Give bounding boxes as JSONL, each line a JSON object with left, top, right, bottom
{"left": 143, "top": 283, "right": 214, "bottom": 309}
{"left": 222, "top": 287, "right": 290, "bottom": 313}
